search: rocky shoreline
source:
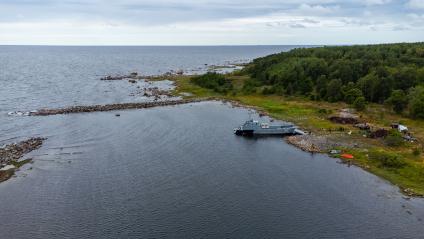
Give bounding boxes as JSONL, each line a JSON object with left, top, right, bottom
{"left": 286, "top": 135, "right": 322, "bottom": 153}
{"left": 100, "top": 71, "right": 184, "bottom": 81}
{"left": 0, "top": 137, "right": 46, "bottom": 183}
{"left": 30, "top": 99, "right": 204, "bottom": 116}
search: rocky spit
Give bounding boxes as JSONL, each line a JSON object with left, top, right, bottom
{"left": 101, "top": 72, "right": 142, "bottom": 81}
{"left": 0, "top": 138, "right": 45, "bottom": 164}
{"left": 0, "top": 137, "right": 46, "bottom": 182}
{"left": 30, "top": 99, "right": 204, "bottom": 116}
{"left": 100, "top": 71, "right": 184, "bottom": 81}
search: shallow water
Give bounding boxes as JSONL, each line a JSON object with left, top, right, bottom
{"left": 1, "top": 46, "right": 424, "bottom": 238}
{"left": 0, "top": 102, "right": 423, "bottom": 238}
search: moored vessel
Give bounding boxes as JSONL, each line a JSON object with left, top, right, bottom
{"left": 234, "top": 120, "right": 303, "bottom": 136}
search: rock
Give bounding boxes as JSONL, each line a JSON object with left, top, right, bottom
{"left": 0, "top": 137, "right": 45, "bottom": 164}
{"left": 329, "top": 116, "right": 359, "bottom": 124}
{"left": 0, "top": 165, "right": 16, "bottom": 171}
{"left": 354, "top": 123, "right": 371, "bottom": 131}
{"left": 286, "top": 135, "right": 322, "bottom": 153}
{"left": 369, "top": 129, "right": 388, "bottom": 138}
{"left": 30, "top": 99, "right": 204, "bottom": 116}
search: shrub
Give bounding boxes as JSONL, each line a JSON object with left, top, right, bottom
{"left": 353, "top": 96, "right": 367, "bottom": 111}
{"left": 242, "top": 78, "right": 261, "bottom": 94}
{"left": 386, "top": 90, "right": 408, "bottom": 114}
{"left": 370, "top": 151, "right": 406, "bottom": 168}
{"left": 191, "top": 72, "right": 233, "bottom": 93}
{"left": 409, "top": 86, "right": 424, "bottom": 119}
{"left": 344, "top": 88, "right": 363, "bottom": 104}
{"left": 262, "top": 87, "right": 275, "bottom": 95}
{"left": 317, "top": 108, "right": 332, "bottom": 114}
{"left": 384, "top": 130, "right": 404, "bottom": 147}
{"left": 413, "top": 148, "right": 421, "bottom": 157}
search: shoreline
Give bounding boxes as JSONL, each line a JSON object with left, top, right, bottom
{"left": 172, "top": 74, "right": 424, "bottom": 198}
{"left": 0, "top": 138, "right": 45, "bottom": 183}
{"left": 5, "top": 73, "right": 424, "bottom": 198}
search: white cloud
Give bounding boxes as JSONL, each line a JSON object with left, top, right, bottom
{"left": 407, "top": 0, "right": 424, "bottom": 9}
{"left": 0, "top": 0, "right": 422, "bottom": 45}
{"left": 298, "top": 4, "right": 339, "bottom": 15}
{"left": 363, "top": 0, "right": 391, "bottom": 6}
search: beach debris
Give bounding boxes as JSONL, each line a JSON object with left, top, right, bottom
{"left": 403, "top": 135, "right": 416, "bottom": 142}
{"left": 330, "top": 149, "right": 342, "bottom": 155}
{"left": 341, "top": 154, "right": 354, "bottom": 159}
{"left": 391, "top": 123, "right": 409, "bottom": 133}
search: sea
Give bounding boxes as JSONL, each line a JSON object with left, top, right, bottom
{"left": 0, "top": 46, "right": 423, "bottom": 238}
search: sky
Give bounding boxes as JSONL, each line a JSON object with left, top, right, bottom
{"left": 0, "top": 0, "right": 423, "bottom": 45}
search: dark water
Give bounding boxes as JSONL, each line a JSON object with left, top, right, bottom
{"left": 1, "top": 46, "right": 424, "bottom": 238}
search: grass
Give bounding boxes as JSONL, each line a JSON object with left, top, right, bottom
{"left": 10, "top": 158, "right": 33, "bottom": 168}
{"left": 172, "top": 74, "right": 424, "bottom": 197}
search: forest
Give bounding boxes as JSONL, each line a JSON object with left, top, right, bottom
{"left": 244, "top": 43, "right": 424, "bottom": 117}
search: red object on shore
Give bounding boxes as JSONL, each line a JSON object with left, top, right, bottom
{"left": 341, "top": 154, "right": 354, "bottom": 159}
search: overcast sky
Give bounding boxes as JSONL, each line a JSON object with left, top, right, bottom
{"left": 0, "top": 0, "right": 423, "bottom": 45}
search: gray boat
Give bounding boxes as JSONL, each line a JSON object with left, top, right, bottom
{"left": 234, "top": 120, "right": 303, "bottom": 136}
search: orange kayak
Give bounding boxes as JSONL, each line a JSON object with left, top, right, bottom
{"left": 341, "top": 154, "right": 354, "bottom": 159}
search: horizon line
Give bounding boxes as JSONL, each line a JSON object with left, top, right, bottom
{"left": 0, "top": 41, "right": 421, "bottom": 47}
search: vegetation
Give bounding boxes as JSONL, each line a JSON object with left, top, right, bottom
{"left": 190, "top": 72, "right": 233, "bottom": 93}
{"left": 353, "top": 96, "right": 367, "bottom": 111}
{"left": 369, "top": 150, "right": 406, "bottom": 169}
{"left": 384, "top": 130, "right": 405, "bottom": 147}
{"left": 245, "top": 42, "right": 424, "bottom": 118}
{"left": 386, "top": 90, "right": 408, "bottom": 114}
{"left": 10, "top": 159, "right": 32, "bottom": 168}
{"left": 172, "top": 42, "right": 424, "bottom": 196}
{"left": 409, "top": 86, "right": 424, "bottom": 118}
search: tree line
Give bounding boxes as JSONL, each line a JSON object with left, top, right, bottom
{"left": 246, "top": 43, "right": 424, "bottom": 117}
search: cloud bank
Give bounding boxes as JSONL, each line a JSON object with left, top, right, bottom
{"left": 0, "top": 0, "right": 423, "bottom": 45}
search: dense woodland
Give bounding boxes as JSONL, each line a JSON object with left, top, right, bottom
{"left": 244, "top": 43, "right": 424, "bottom": 117}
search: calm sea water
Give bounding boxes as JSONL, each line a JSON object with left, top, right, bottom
{"left": 1, "top": 46, "right": 424, "bottom": 238}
